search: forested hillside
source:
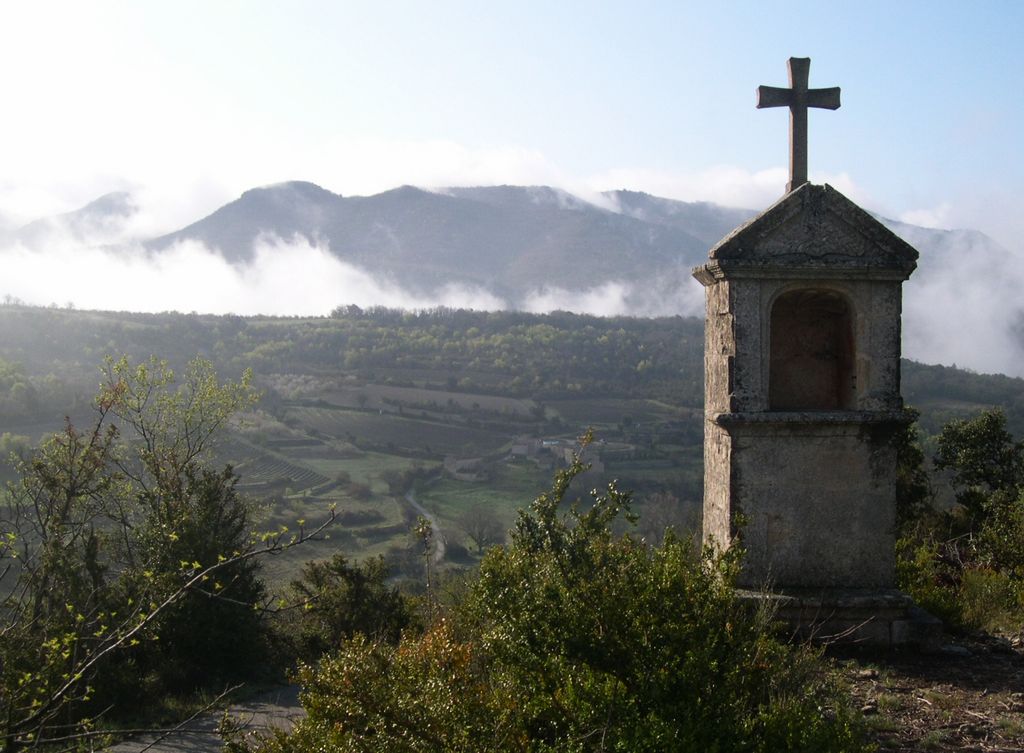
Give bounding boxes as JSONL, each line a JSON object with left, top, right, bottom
{"left": 0, "top": 303, "right": 1020, "bottom": 432}
{"left": 0, "top": 304, "right": 706, "bottom": 422}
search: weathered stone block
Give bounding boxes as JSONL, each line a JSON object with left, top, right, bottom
{"left": 724, "top": 415, "right": 901, "bottom": 589}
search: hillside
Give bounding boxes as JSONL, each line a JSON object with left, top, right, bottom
{"left": 1, "top": 305, "right": 1022, "bottom": 583}
{"left": 2, "top": 304, "right": 1021, "bottom": 430}
{"left": 7, "top": 191, "right": 137, "bottom": 246}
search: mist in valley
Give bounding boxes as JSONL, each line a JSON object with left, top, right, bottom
{"left": 1, "top": 185, "right": 1022, "bottom": 378}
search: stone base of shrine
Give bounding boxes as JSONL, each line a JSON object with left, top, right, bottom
{"left": 737, "top": 588, "right": 944, "bottom": 651}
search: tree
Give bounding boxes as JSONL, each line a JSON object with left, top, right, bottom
{"left": 896, "top": 408, "right": 1024, "bottom": 631}
{"left": 0, "top": 356, "right": 331, "bottom": 750}
{"left": 634, "top": 490, "right": 698, "bottom": 545}
{"left": 120, "top": 466, "right": 269, "bottom": 696}
{"left": 933, "top": 409, "right": 1024, "bottom": 576}
{"left": 934, "top": 408, "right": 1023, "bottom": 524}
{"left": 277, "top": 554, "right": 415, "bottom": 662}
{"left": 893, "top": 407, "right": 934, "bottom": 532}
{"left": 459, "top": 503, "right": 505, "bottom": 554}
{"left": 227, "top": 449, "right": 863, "bottom": 753}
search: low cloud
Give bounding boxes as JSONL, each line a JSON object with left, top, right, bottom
{"left": 520, "top": 272, "right": 705, "bottom": 320}
{"left": 1, "top": 226, "right": 708, "bottom": 320}
{"left": 0, "top": 232, "right": 506, "bottom": 316}
{"left": 3, "top": 181, "right": 1024, "bottom": 379}
{"left": 892, "top": 222, "right": 1024, "bottom": 377}
{"left": 585, "top": 165, "right": 788, "bottom": 210}
{"left": 897, "top": 194, "right": 1024, "bottom": 254}
{"left": 521, "top": 282, "right": 634, "bottom": 318}
{"left": 587, "top": 166, "right": 880, "bottom": 217}
{"left": 899, "top": 203, "right": 954, "bottom": 230}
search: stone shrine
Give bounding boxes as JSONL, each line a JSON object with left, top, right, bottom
{"left": 692, "top": 58, "right": 939, "bottom": 647}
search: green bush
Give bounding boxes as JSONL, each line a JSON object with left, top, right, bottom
{"left": 275, "top": 554, "right": 416, "bottom": 663}
{"left": 132, "top": 467, "right": 270, "bottom": 693}
{"left": 896, "top": 537, "right": 963, "bottom": 627}
{"left": 898, "top": 537, "right": 1023, "bottom": 633}
{"left": 896, "top": 409, "right": 1024, "bottom": 633}
{"left": 0, "top": 356, "right": 280, "bottom": 746}
{"left": 958, "top": 568, "right": 1024, "bottom": 633}
{"left": 229, "top": 455, "right": 864, "bottom": 753}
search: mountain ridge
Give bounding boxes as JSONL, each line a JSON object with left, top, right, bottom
{"left": 146, "top": 181, "right": 718, "bottom": 301}
{"left": 11, "top": 191, "right": 137, "bottom": 246}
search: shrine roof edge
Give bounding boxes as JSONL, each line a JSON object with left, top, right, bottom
{"left": 697, "top": 183, "right": 920, "bottom": 274}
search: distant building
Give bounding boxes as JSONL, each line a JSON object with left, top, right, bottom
{"left": 509, "top": 436, "right": 541, "bottom": 458}
{"left": 444, "top": 455, "right": 485, "bottom": 482}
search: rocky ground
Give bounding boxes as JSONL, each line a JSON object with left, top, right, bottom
{"left": 836, "top": 632, "right": 1024, "bottom": 752}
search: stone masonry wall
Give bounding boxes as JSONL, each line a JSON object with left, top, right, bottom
{"left": 729, "top": 420, "right": 897, "bottom": 589}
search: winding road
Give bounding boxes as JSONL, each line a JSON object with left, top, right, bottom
{"left": 107, "top": 686, "right": 302, "bottom": 753}
{"left": 404, "top": 488, "right": 446, "bottom": 564}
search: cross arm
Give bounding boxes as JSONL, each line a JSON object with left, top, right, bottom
{"left": 757, "top": 85, "right": 841, "bottom": 110}
{"left": 807, "top": 87, "right": 841, "bottom": 110}
{"left": 756, "top": 85, "right": 793, "bottom": 109}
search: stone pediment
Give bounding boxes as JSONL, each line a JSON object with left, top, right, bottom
{"left": 697, "top": 183, "right": 918, "bottom": 278}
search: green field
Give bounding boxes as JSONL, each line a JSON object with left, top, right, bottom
{"left": 255, "top": 492, "right": 412, "bottom": 588}
{"left": 285, "top": 405, "right": 511, "bottom": 455}
{"left": 546, "top": 397, "right": 679, "bottom": 425}
{"left": 352, "top": 384, "right": 539, "bottom": 415}
{"left": 300, "top": 452, "right": 437, "bottom": 493}
{"left": 417, "top": 462, "right": 553, "bottom": 536}
{"left": 232, "top": 389, "right": 707, "bottom": 584}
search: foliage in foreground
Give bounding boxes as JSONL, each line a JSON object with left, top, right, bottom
{"left": 897, "top": 408, "right": 1024, "bottom": 633}
{"left": 230, "top": 453, "right": 864, "bottom": 753}
{"left": 0, "top": 356, "right": 325, "bottom": 751}
{"left": 274, "top": 553, "right": 418, "bottom": 664}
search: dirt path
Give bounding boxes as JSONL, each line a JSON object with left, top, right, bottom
{"left": 108, "top": 686, "right": 302, "bottom": 753}
{"left": 405, "top": 489, "right": 446, "bottom": 564}
{"left": 836, "top": 633, "right": 1024, "bottom": 751}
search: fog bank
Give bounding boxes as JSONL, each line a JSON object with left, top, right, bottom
{"left": 2, "top": 213, "right": 1022, "bottom": 379}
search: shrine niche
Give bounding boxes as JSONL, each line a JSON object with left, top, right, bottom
{"left": 769, "top": 288, "right": 855, "bottom": 411}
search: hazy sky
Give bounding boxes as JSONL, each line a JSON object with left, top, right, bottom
{"left": 1, "top": 0, "right": 1021, "bottom": 249}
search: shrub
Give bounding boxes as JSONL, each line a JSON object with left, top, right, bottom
{"left": 897, "top": 409, "right": 1024, "bottom": 633}
{"left": 127, "top": 466, "right": 270, "bottom": 695}
{"left": 229, "top": 454, "right": 864, "bottom": 753}
{"left": 0, "top": 356, "right": 318, "bottom": 747}
{"left": 275, "top": 554, "right": 416, "bottom": 663}
{"left": 958, "top": 568, "right": 1024, "bottom": 633}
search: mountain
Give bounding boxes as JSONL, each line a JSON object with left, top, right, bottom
{"left": 604, "top": 190, "right": 756, "bottom": 247}
{"left": 12, "top": 191, "right": 137, "bottom": 246}
{"left": 148, "top": 182, "right": 714, "bottom": 302}
{"left": 878, "top": 216, "right": 1024, "bottom": 378}
{"left": 148, "top": 181, "right": 344, "bottom": 262}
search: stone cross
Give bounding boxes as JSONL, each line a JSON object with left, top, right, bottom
{"left": 757, "top": 57, "right": 840, "bottom": 193}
